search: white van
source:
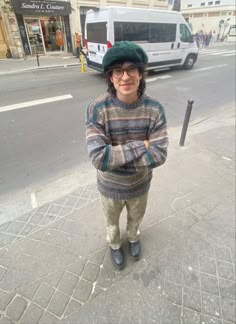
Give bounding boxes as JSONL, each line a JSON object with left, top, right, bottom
{"left": 85, "top": 6, "right": 198, "bottom": 72}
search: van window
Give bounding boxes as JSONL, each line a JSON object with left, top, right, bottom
{"left": 114, "top": 22, "right": 149, "bottom": 42}
{"left": 179, "top": 24, "right": 193, "bottom": 42}
{"left": 150, "top": 23, "right": 176, "bottom": 42}
{"left": 87, "top": 22, "right": 107, "bottom": 44}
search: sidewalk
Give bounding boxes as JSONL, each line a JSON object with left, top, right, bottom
{"left": 0, "top": 107, "right": 235, "bottom": 324}
{"left": 0, "top": 54, "right": 82, "bottom": 75}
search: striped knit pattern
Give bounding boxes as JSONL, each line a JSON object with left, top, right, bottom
{"left": 86, "top": 93, "right": 168, "bottom": 200}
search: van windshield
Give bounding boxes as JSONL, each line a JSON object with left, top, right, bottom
{"left": 87, "top": 22, "right": 107, "bottom": 44}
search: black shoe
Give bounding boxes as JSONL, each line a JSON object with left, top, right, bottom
{"left": 110, "top": 247, "right": 125, "bottom": 270}
{"left": 128, "top": 240, "right": 141, "bottom": 260}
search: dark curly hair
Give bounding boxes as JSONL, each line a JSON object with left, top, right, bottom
{"left": 105, "top": 63, "right": 146, "bottom": 98}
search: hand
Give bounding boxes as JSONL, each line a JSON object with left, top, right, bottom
{"left": 144, "top": 140, "right": 150, "bottom": 149}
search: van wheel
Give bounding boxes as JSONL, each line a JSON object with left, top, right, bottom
{"left": 183, "top": 54, "right": 195, "bottom": 70}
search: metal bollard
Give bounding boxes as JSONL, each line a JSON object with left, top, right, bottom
{"left": 179, "top": 99, "right": 194, "bottom": 147}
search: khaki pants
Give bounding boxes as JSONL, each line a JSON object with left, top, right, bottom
{"left": 100, "top": 192, "right": 148, "bottom": 250}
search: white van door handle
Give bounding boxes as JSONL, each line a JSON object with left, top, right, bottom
{"left": 177, "top": 43, "right": 180, "bottom": 48}
{"left": 171, "top": 43, "right": 174, "bottom": 49}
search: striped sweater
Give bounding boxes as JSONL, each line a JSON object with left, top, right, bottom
{"left": 86, "top": 93, "right": 168, "bottom": 200}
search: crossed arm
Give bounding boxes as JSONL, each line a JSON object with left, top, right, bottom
{"left": 86, "top": 107, "right": 168, "bottom": 172}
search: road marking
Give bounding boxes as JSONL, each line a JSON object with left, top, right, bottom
{"left": 191, "top": 64, "right": 227, "bottom": 72}
{"left": 146, "top": 75, "right": 172, "bottom": 83}
{"left": 210, "top": 50, "right": 236, "bottom": 55}
{"left": 31, "top": 192, "right": 38, "bottom": 209}
{"left": 223, "top": 53, "right": 236, "bottom": 57}
{"left": 0, "top": 94, "right": 73, "bottom": 113}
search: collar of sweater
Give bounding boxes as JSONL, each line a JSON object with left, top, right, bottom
{"left": 111, "top": 95, "right": 144, "bottom": 109}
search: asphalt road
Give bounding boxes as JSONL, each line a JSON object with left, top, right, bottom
{"left": 0, "top": 44, "right": 235, "bottom": 222}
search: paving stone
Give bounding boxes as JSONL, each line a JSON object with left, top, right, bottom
{"left": 17, "top": 281, "right": 41, "bottom": 300}
{"left": 67, "top": 257, "right": 86, "bottom": 276}
{"left": 29, "top": 212, "right": 45, "bottom": 225}
{"left": 59, "top": 206, "right": 73, "bottom": 217}
{"left": 58, "top": 271, "right": 79, "bottom": 296}
{"left": 47, "top": 291, "right": 69, "bottom": 317}
{"left": 90, "top": 285, "right": 104, "bottom": 301}
{"left": 43, "top": 271, "right": 64, "bottom": 288}
{"left": 0, "top": 292, "right": 16, "bottom": 311}
{"left": 33, "top": 282, "right": 55, "bottom": 308}
{"left": 0, "top": 317, "right": 14, "bottom": 324}
{"left": 0, "top": 248, "right": 7, "bottom": 258}
{"left": 164, "top": 261, "right": 183, "bottom": 284}
{"left": 6, "top": 296, "right": 27, "bottom": 321}
{"left": 43, "top": 229, "right": 59, "bottom": 243}
{"left": 183, "top": 286, "right": 201, "bottom": 312}
{"left": 38, "top": 311, "right": 58, "bottom": 324}
{"left": 217, "top": 260, "right": 235, "bottom": 281}
{"left": 64, "top": 196, "right": 78, "bottom": 208}
{"left": 164, "top": 280, "right": 182, "bottom": 305}
{"left": 40, "top": 214, "right": 56, "bottom": 226}
{"left": 0, "top": 234, "right": 15, "bottom": 248}
{"left": 20, "top": 224, "right": 36, "bottom": 236}
{"left": 20, "top": 302, "right": 44, "bottom": 324}
{"left": 182, "top": 308, "right": 200, "bottom": 324}
{"left": 61, "top": 220, "right": 78, "bottom": 234}
{"left": 219, "top": 278, "right": 236, "bottom": 300}
{"left": 215, "top": 246, "right": 232, "bottom": 263}
{"left": 0, "top": 267, "right": 7, "bottom": 281}
{"left": 88, "top": 248, "right": 107, "bottom": 265}
{"left": 199, "top": 255, "right": 217, "bottom": 276}
{"left": 200, "top": 314, "right": 222, "bottom": 324}
{"left": 16, "top": 212, "right": 32, "bottom": 223}
{"left": 47, "top": 204, "right": 62, "bottom": 215}
{"left": 182, "top": 266, "right": 200, "bottom": 290}
{"left": 29, "top": 228, "right": 48, "bottom": 241}
{"left": 73, "top": 279, "right": 93, "bottom": 303}
{"left": 200, "top": 273, "right": 219, "bottom": 296}
{"left": 64, "top": 299, "right": 82, "bottom": 317}
{"left": 0, "top": 223, "right": 10, "bottom": 232}
{"left": 48, "top": 218, "right": 66, "bottom": 230}
{"left": 160, "top": 300, "right": 181, "bottom": 324}
{"left": 201, "top": 292, "right": 221, "bottom": 318}
{"left": 6, "top": 222, "right": 25, "bottom": 235}
{"left": 221, "top": 298, "right": 235, "bottom": 323}
{"left": 82, "top": 262, "right": 100, "bottom": 283}
{"left": 96, "top": 267, "right": 115, "bottom": 289}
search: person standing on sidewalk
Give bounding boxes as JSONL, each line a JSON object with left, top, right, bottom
{"left": 86, "top": 41, "right": 168, "bottom": 270}
{"left": 74, "top": 32, "right": 86, "bottom": 60}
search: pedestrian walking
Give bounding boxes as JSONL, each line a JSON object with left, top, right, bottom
{"left": 86, "top": 41, "right": 168, "bottom": 270}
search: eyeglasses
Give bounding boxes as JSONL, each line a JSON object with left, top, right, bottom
{"left": 112, "top": 65, "right": 139, "bottom": 78}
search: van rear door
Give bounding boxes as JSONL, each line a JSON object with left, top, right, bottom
{"left": 86, "top": 22, "right": 107, "bottom": 70}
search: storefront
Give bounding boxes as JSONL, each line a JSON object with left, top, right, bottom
{"left": 11, "top": 0, "right": 72, "bottom": 55}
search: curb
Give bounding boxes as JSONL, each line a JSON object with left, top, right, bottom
{"left": 0, "top": 62, "right": 83, "bottom": 75}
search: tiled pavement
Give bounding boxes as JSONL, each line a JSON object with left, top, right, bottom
{"left": 0, "top": 110, "right": 235, "bottom": 323}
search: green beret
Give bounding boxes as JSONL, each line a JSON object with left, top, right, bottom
{"left": 102, "top": 41, "right": 148, "bottom": 71}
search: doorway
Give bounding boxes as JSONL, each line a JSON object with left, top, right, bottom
{"left": 24, "top": 18, "right": 45, "bottom": 54}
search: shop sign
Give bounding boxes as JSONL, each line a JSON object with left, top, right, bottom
{"left": 11, "top": 0, "right": 71, "bottom": 16}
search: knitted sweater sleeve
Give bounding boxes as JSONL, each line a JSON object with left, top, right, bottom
{"left": 124, "top": 105, "right": 168, "bottom": 170}
{"left": 86, "top": 102, "right": 147, "bottom": 171}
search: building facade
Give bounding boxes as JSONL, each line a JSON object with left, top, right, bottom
{"left": 181, "top": 0, "right": 236, "bottom": 37}
{"left": 0, "top": 0, "right": 168, "bottom": 59}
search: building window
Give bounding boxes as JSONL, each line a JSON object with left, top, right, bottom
{"left": 215, "top": 0, "right": 220, "bottom": 4}
{"left": 201, "top": 2, "right": 205, "bottom": 6}
{"left": 208, "top": 1, "right": 213, "bottom": 4}
{"left": 187, "top": 4, "right": 192, "bottom": 7}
